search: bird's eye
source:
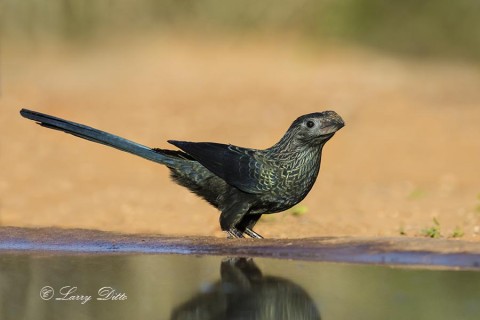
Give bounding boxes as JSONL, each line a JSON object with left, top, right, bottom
{"left": 306, "top": 120, "right": 315, "bottom": 128}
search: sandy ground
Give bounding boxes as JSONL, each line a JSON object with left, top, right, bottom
{"left": 1, "top": 35, "right": 480, "bottom": 239}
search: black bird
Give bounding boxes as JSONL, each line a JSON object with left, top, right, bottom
{"left": 20, "top": 109, "right": 344, "bottom": 238}
{"left": 171, "top": 257, "right": 321, "bottom": 320}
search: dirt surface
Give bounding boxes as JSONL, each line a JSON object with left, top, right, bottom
{"left": 1, "top": 35, "right": 480, "bottom": 239}
{"left": 1, "top": 227, "right": 479, "bottom": 268}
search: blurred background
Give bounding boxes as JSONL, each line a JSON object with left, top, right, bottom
{"left": 1, "top": 0, "right": 480, "bottom": 239}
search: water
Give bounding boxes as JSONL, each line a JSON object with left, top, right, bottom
{"left": 0, "top": 252, "right": 478, "bottom": 320}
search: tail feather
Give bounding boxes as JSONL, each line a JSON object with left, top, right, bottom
{"left": 20, "top": 108, "right": 176, "bottom": 166}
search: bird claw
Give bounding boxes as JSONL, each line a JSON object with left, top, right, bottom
{"left": 226, "top": 228, "right": 263, "bottom": 239}
{"left": 226, "top": 228, "right": 245, "bottom": 239}
{"left": 244, "top": 228, "right": 264, "bottom": 239}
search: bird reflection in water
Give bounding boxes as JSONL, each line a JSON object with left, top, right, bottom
{"left": 171, "top": 257, "right": 321, "bottom": 320}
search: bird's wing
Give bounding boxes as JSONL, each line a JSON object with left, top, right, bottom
{"left": 168, "top": 140, "right": 275, "bottom": 194}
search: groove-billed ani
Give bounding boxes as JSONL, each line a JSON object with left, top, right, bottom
{"left": 20, "top": 109, "right": 344, "bottom": 238}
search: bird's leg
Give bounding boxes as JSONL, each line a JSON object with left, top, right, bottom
{"left": 244, "top": 228, "right": 263, "bottom": 239}
{"left": 226, "top": 228, "right": 245, "bottom": 239}
{"left": 237, "top": 215, "right": 263, "bottom": 239}
{"left": 220, "top": 201, "right": 250, "bottom": 239}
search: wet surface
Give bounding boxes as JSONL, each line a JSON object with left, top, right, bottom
{"left": 0, "top": 227, "right": 479, "bottom": 268}
{"left": 1, "top": 252, "right": 479, "bottom": 320}
{"left": 1, "top": 227, "right": 480, "bottom": 319}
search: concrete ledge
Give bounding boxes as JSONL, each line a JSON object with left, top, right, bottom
{"left": 0, "top": 227, "right": 479, "bottom": 269}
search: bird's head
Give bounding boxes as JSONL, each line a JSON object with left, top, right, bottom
{"left": 286, "top": 111, "right": 345, "bottom": 147}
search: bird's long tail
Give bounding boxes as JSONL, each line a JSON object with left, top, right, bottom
{"left": 20, "top": 108, "right": 176, "bottom": 166}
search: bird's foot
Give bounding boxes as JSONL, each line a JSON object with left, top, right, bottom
{"left": 226, "top": 228, "right": 245, "bottom": 239}
{"left": 244, "top": 228, "right": 264, "bottom": 239}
